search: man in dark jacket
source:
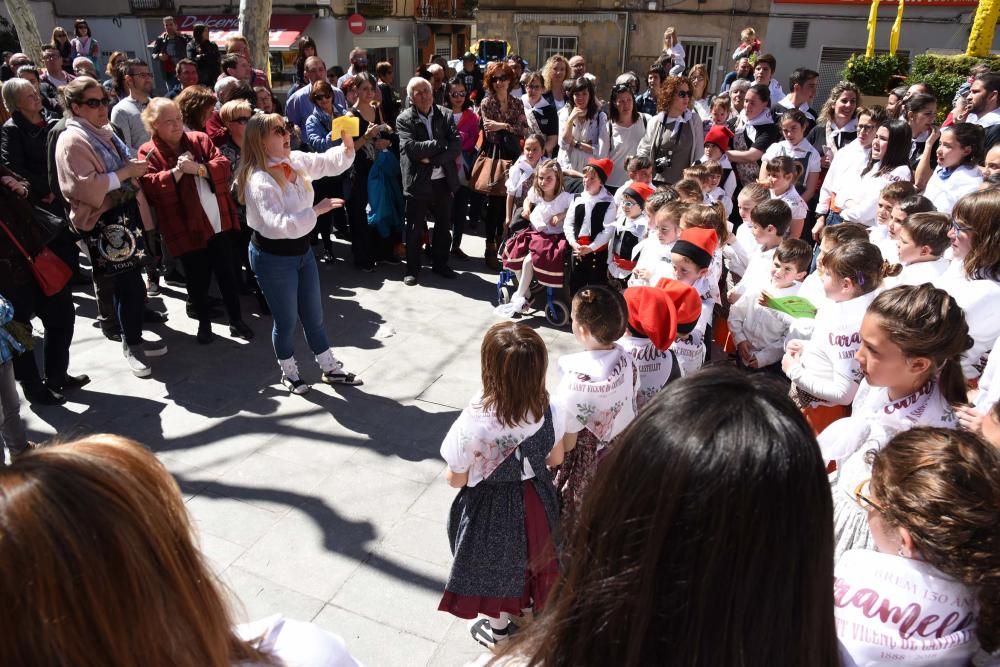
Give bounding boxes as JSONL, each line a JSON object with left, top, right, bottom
{"left": 397, "top": 76, "right": 461, "bottom": 286}
{"left": 151, "top": 16, "right": 191, "bottom": 94}
{"left": 186, "top": 24, "right": 220, "bottom": 88}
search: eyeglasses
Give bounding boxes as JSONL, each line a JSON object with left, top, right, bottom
{"left": 449, "top": 91, "right": 467, "bottom": 97}
{"left": 676, "top": 90, "right": 691, "bottom": 98}
{"left": 42, "top": 54, "right": 59, "bottom": 61}
{"left": 272, "top": 126, "right": 288, "bottom": 137}
{"left": 80, "top": 97, "right": 111, "bottom": 108}
{"left": 951, "top": 220, "right": 973, "bottom": 235}
{"left": 853, "top": 479, "right": 884, "bottom": 513}
{"left": 621, "top": 201, "right": 637, "bottom": 209}
{"left": 857, "top": 123, "right": 876, "bottom": 131}
{"left": 690, "top": 76, "right": 706, "bottom": 82}
{"left": 232, "top": 116, "right": 252, "bottom": 125}
{"left": 493, "top": 76, "right": 509, "bottom": 83}
{"left": 313, "top": 93, "right": 331, "bottom": 101}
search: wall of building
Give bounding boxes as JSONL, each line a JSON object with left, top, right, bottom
{"left": 766, "top": 3, "right": 975, "bottom": 103}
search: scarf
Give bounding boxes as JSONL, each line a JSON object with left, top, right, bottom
{"left": 505, "top": 155, "right": 536, "bottom": 198}
{"left": 556, "top": 346, "right": 637, "bottom": 445}
{"left": 936, "top": 165, "right": 955, "bottom": 181}
{"left": 818, "top": 377, "right": 956, "bottom": 462}
{"left": 826, "top": 117, "right": 858, "bottom": 149}
{"left": 735, "top": 108, "right": 774, "bottom": 143}
{"left": 66, "top": 117, "right": 130, "bottom": 174}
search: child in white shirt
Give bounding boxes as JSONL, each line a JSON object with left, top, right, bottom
{"left": 700, "top": 158, "right": 734, "bottom": 217}
{"left": 728, "top": 198, "right": 791, "bottom": 303}
{"left": 605, "top": 182, "right": 654, "bottom": 286}
{"left": 725, "top": 183, "right": 769, "bottom": 281}
{"left": 891, "top": 211, "right": 952, "bottom": 286}
{"left": 867, "top": 183, "right": 921, "bottom": 265}
{"left": 612, "top": 155, "right": 654, "bottom": 207}
{"left": 763, "top": 156, "right": 807, "bottom": 240}
{"left": 923, "top": 124, "right": 984, "bottom": 215}
{"left": 761, "top": 109, "right": 822, "bottom": 201}
{"left": 668, "top": 226, "right": 718, "bottom": 375}
{"left": 630, "top": 200, "right": 686, "bottom": 287}
{"left": 729, "top": 239, "right": 810, "bottom": 372}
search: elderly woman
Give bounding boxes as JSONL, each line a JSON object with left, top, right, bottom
{"left": 0, "top": 162, "right": 85, "bottom": 406}
{"left": 636, "top": 75, "right": 704, "bottom": 186}
{"left": 136, "top": 98, "right": 252, "bottom": 345}
{"left": 54, "top": 77, "right": 164, "bottom": 378}
{"left": 304, "top": 79, "right": 347, "bottom": 263}
{"left": 1, "top": 78, "right": 60, "bottom": 211}
{"left": 175, "top": 85, "right": 217, "bottom": 132}
{"left": 479, "top": 61, "right": 530, "bottom": 269}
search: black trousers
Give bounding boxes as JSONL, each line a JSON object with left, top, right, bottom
{"left": 405, "top": 180, "right": 454, "bottom": 277}
{"left": 452, "top": 185, "right": 484, "bottom": 249}
{"left": 5, "top": 279, "right": 75, "bottom": 389}
{"left": 178, "top": 231, "right": 242, "bottom": 324}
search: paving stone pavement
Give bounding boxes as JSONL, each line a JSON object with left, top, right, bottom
{"left": 16, "top": 234, "right": 578, "bottom": 667}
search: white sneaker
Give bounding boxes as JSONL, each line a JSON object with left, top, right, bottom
{"left": 278, "top": 357, "right": 310, "bottom": 395}
{"left": 142, "top": 339, "right": 168, "bottom": 357}
{"left": 123, "top": 342, "right": 151, "bottom": 378}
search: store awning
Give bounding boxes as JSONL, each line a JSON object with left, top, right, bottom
{"left": 148, "top": 15, "right": 312, "bottom": 51}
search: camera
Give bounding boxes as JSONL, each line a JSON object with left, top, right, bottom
{"left": 655, "top": 150, "right": 674, "bottom": 172}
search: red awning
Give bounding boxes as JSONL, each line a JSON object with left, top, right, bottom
{"left": 149, "top": 15, "right": 312, "bottom": 50}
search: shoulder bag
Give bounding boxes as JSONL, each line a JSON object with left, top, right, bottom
{"left": 0, "top": 217, "right": 72, "bottom": 296}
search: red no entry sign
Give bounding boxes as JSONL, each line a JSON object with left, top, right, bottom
{"left": 348, "top": 13, "right": 366, "bottom": 35}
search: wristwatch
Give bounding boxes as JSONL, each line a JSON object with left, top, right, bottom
{"left": 197, "top": 165, "right": 207, "bottom": 178}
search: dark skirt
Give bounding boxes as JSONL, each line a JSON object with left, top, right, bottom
{"left": 438, "top": 480, "right": 558, "bottom": 619}
{"left": 502, "top": 230, "right": 568, "bottom": 287}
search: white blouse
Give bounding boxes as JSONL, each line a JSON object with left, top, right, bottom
{"left": 244, "top": 149, "right": 355, "bottom": 240}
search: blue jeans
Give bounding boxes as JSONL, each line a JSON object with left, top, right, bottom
{"left": 249, "top": 245, "right": 331, "bottom": 360}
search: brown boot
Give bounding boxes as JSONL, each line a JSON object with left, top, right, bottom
{"left": 484, "top": 241, "right": 500, "bottom": 271}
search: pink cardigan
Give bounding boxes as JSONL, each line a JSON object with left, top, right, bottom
{"left": 54, "top": 127, "right": 154, "bottom": 232}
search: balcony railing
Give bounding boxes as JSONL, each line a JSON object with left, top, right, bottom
{"left": 416, "top": 0, "right": 475, "bottom": 20}
{"left": 129, "top": 0, "right": 174, "bottom": 11}
{"left": 358, "top": 0, "right": 395, "bottom": 16}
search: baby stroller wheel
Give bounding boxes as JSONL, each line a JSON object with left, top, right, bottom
{"left": 498, "top": 284, "right": 514, "bottom": 305}
{"left": 545, "top": 300, "right": 571, "bottom": 327}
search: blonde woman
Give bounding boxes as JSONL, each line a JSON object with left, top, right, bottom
{"left": 542, "top": 54, "right": 570, "bottom": 111}
{"left": 234, "top": 113, "right": 362, "bottom": 393}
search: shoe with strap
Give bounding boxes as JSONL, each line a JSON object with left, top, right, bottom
{"left": 278, "top": 357, "right": 310, "bottom": 394}
{"left": 316, "top": 349, "right": 363, "bottom": 386}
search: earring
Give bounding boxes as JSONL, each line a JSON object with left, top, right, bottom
{"left": 897, "top": 546, "right": 906, "bottom": 557}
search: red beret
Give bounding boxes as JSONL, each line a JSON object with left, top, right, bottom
{"left": 671, "top": 227, "right": 718, "bottom": 269}
{"left": 704, "top": 124, "right": 735, "bottom": 152}
{"left": 587, "top": 157, "right": 615, "bottom": 183}
{"left": 654, "top": 278, "right": 702, "bottom": 335}
{"left": 624, "top": 286, "right": 678, "bottom": 351}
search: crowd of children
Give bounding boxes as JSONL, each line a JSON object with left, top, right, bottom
{"left": 439, "top": 65, "right": 1000, "bottom": 662}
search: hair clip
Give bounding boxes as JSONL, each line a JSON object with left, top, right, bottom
{"left": 856, "top": 272, "right": 865, "bottom": 286}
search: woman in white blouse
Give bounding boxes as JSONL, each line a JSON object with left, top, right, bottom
{"left": 557, "top": 77, "right": 609, "bottom": 189}
{"left": 606, "top": 83, "right": 650, "bottom": 189}
{"left": 234, "top": 113, "right": 362, "bottom": 393}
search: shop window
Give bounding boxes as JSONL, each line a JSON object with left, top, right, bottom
{"left": 537, "top": 36, "right": 578, "bottom": 66}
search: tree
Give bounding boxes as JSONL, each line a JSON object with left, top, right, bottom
{"left": 3, "top": 0, "right": 43, "bottom": 64}
{"left": 239, "top": 0, "right": 272, "bottom": 83}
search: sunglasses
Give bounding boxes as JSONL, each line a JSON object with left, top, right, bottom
{"left": 313, "top": 93, "right": 332, "bottom": 101}
{"left": 232, "top": 116, "right": 252, "bottom": 125}
{"left": 80, "top": 97, "right": 111, "bottom": 108}
{"left": 676, "top": 90, "right": 691, "bottom": 98}
{"left": 493, "top": 76, "right": 509, "bottom": 83}
{"left": 272, "top": 126, "right": 288, "bottom": 137}
{"left": 857, "top": 123, "right": 876, "bottom": 131}
{"left": 449, "top": 91, "right": 467, "bottom": 97}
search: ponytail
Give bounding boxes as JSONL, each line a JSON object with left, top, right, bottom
{"left": 867, "top": 284, "right": 973, "bottom": 405}
{"left": 878, "top": 260, "right": 902, "bottom": 280}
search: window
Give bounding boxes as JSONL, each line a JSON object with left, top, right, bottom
{"left": 682, "top": 39, "right": 719, "bottom": 91}
{"left": 435, "top": 34, "right": 452, "bottom": 59}
{"left": 537, "top": 36, "right": 578, "bottom": 67}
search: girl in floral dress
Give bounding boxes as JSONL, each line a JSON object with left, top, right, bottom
{"left": 439, "top": 322, "right": 565, "bottom": 650}
{"left": 552, "top": 285, "right": 638, "bottom": 520}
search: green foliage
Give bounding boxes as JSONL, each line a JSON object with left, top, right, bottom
{"left": 841, "top": 53, "right": 910, "bottom": 95}
{"left": 909, "top": 53, "right": 1000, "bottom": 105}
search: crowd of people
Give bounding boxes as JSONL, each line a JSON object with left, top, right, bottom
{"left": 0, "top": 15, "right": 998, "bottom": 667}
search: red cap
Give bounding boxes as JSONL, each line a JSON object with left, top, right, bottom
{"left": 624, "top": 286, "right": 678, "bottom": 351}
{"left": 671, "top": 227, "right": 718, "bottom": 269}
{"left": 654, "top": 278, "right": 702, "bottom": 334}
{"left": 587, "top": 157, "right": 614, "bottom": 184}
{"left": 704, "top": 124, "right": 734, "bottom": 153}
{"left": 622, "top": 182, "right": 656, "bottom": 209}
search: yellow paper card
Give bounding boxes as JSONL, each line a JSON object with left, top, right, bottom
{"left": 330, "top": 115, "right": 360, "bottom": 139}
